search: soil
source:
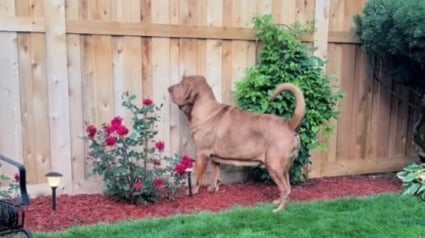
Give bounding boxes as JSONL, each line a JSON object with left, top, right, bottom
{"left": 25, "top": 174, "right": 402, "bottom": 232}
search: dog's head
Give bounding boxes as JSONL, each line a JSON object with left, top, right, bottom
{"left": 168, "top": 75, "right": 216, "bottom": 120}
{"left": 168, "top": 75, "right": 203, "bottom": 106}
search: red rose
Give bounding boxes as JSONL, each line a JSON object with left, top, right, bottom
{"left": 153, "top": 160, "right": 161, "bottom": 166}
{"left": 133, "top": 181, "right": 143, "bottom": 192}
{"left": 174, "top": 164, "right": 186, "bottom": 176}
{"left": 181, "top": 155, "right": 193, "bottom": 169}
{"left": 105, "top": 126, "right": 114, "bottom": 136}
{"left": 116, "top": 125, "right": 129, "bottom": 136}
{"left": 111, "top": 116, "right": 122, "bottom": 127}
{"left": 155, "top": 141, "right": 165, "bottom": 151}
{"left": 14, "top": 173, "right": 20, "bottom": 182}
{"left": 105, "top": 136, "right": 117, "bottom": 146}
{"left": 142, "top": 98, "right": 153, "bottom": 106}
{"left": 86, "top": 125, "right": 97, "bottom": 138}
{"left": 154, "top": 178, "right": 164, "bottom": 187}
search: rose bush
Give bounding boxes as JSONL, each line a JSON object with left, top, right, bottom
{"left": 84, "top": 93, "right": 193, "bottom": 204}
{"left": 0, "top": 168, "right": 20, "bottom": 202}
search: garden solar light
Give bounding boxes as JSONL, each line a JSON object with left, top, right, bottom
{"left": 45, "top": 171, "right": 62, "bottom": 210}
{"left": 186, "top": 167, "right": 193, "bottom": 196}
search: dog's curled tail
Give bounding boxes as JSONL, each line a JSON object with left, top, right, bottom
{"left": 270, "top": 83, "right": 306, "bottom": 131}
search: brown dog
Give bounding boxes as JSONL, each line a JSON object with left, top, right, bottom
{"left": 168, "top": 75, "right": 305, "bottom": 212}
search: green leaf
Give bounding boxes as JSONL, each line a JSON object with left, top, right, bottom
{"left": 402, "top": 183, "right": 421, "bottom": 195}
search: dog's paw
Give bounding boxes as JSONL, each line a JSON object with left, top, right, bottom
{"left": 207, "top": 185, "right": 219, "bottom": 193}
{"left": 191, "top": 186, "right": 200, "bottom": 195}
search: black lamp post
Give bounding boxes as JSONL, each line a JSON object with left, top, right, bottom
{"left": 186, "top": 167, "right": 193, "bottom": 196}
{"left": 45, "top": 172, "right": 62, "bottom": 210}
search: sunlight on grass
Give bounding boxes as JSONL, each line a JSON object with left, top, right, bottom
{"left": 35, "top": 194, "right": 424, "bottom": 238}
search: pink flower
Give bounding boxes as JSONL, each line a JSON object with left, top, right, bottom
{"left": 111, "top": 116, "right": 123, "bottom": 127}
{"left": 174, "top": 155, "right": 193, "bottom": 176}
{"left": 174, "top": 164, "right": 186, "bottom": 176}
{"left": 105, "top": 136, "right": 117, "bottom": 146}
{"left": 143, "top": 98, "right": 153, "bottom": 106}
{"left": 105, "top": 126, "right": 114, "bottom": 136}
{"left": 14, "top": 173, "right": 20, "bottom": 182}
{"left": 181, "top": 155, "right": 193, "bottom": 169}
{"left": 86, "top": 125, "right": 97, "bottom": 138}
{"left": 133, "top": 181, "right": 143, "bottom": 192}
{"left": 155, "top": 141, "right": 165, "bottom": 151}
{"left": 116, "top": 125, "right": 129, "bottom": 136}
{"left": 154, "top": 178, "right": 164, "bottom": 188}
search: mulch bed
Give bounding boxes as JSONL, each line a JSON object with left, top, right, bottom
{"left": 25, "top": 174, "right": 402, "bottom": 232}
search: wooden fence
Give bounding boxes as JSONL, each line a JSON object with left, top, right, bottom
{"left": 0, "top": 0, "right": 418, "bottom": 196}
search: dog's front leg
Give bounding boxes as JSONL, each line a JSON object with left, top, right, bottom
{"left": 193, "top": 153, "right": 208, "bottom": 194}
{"left": 208, "top": 161, "right": 220, "bottom": 192}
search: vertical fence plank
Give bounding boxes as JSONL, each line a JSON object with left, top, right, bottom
{"left": 151, "top": 0, "right": 171, "bottom": 155}
{"left": 111, "top": 0, "right": 143, "bottom": 124}
{"left": 66, "top": 0, "right": 86, "bottom": 185}
{"left": 256, "top": 0, "right": 272, "bottom": 15}
{"left": 43, "top": 0, "right": 73, "bottom": 192}
{"left": 16, "top": 0, "right": 52, "bottom": 184}
{"left": 273, "top": 0, "right": 296, "bottom": 24}
{"left": 206, "top": 0, "right": 223, "bottom": 101}
{"left": 350, "top": 46, "right": 372, "bottom": 160}
{"left": 0, "top": 0, "right": 23, "bottom": 185}
{"left": 31, "top": 31, "right": 51, "bottom": 184}
{"left": 141, "top": 0, "right": 153, "bottom": 99}
{"left": 221, "top": 0, "right": 233, "bottom": 104}
{"left": 178, "top": 0, "right": 198, "bottom": 156}
{"left": 17, "top": 36, "right": 38, "bottom": 184}
{"left": 309, "top": 0, "right": 331, "bottom": 177}
{"left": 230, "top": 0, "right": 256, "bottom": 104}
{"left": 111, "top": 0, "right": 142, "bottom": 121}
{"left": 335, "top": 46, "right": 356, "bottom": 160}
{"left": 88, "top": 0, "right": 114, "bottom": 126}
{"left": 0, "top": 0, "right": 22, "bottom": 167}
{"left": 196, "top": 0, "right": 207, "bottom": 76}
{"left": 169, "top": 0, "right": 183, "bottom": 155}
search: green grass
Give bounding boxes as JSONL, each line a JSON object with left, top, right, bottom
{"left": 35, "top": 194, "right": 424, "bottom": 238}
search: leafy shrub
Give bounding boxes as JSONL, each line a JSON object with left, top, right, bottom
{"left": 354, "top": 0, "right": 425, "bottom": 86}
{"left": 85, "top": 93, "right": 193, "bottom": 204}
{"left": 0, "top": 168, "right": 20, "bottom": 202}
{"left": 397, "top": 163, "right": 425, "bottom": 200}
{"left": 235, "top": 15, "right": 343, "bottom": 184}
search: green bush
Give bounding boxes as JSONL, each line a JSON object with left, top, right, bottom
{"left": 84, "top": 93, "right": 193, "bottom": 204}
{"left": 397, "top": 163, "right": 425, "bottom": 200}
{"left": 355, "top": 0, "right": 425, "bottom": 196}
{"left": 0, "top": 167, "right": 20, "bottom": 202}
{"left": 354, "top": 0, "right": 425, "bottom": 85}
{"left": 235, "top": 15, "right": 343, "bottom": 184}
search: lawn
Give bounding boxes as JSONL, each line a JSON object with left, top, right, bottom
{"left": 35, "top": 194, "right": 424, "bottom": 238}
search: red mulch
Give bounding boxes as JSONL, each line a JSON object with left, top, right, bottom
{"left": 25, "top": 174, "right": 402, "bottom": 232}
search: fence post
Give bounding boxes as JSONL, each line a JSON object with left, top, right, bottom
{"left": 43, "top": 0, "right": 73, "bottom": 194}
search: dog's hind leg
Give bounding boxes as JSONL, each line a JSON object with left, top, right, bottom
{"left": 267, "top": 167, "right": 289, "bottom": 212}
{"left": 208, "top": 161, "right": 221, "bottom": 192}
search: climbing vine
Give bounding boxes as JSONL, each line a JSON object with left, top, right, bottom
{"left": 235, "top": 15, "right": 343, "bottom": 184}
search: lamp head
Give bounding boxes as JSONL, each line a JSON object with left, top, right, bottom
{"left": 45, "top": 171, "right": 63, "bottom": 188}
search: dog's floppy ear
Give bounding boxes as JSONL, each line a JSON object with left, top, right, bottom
{"left": 183, "top": 79, "right": 199, "bottom": 104}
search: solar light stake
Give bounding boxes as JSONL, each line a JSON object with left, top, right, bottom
{"left": 45, "top": 172, "right": 63, "bottom": 210}
{"left": 186, "top": 168, "right": 193, "bottom": 196}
